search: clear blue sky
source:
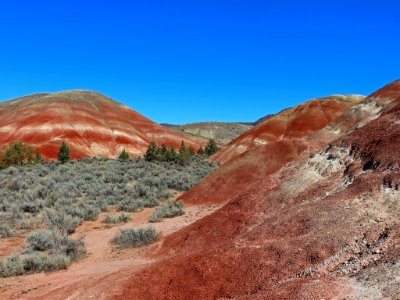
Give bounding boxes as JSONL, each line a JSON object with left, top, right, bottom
{"left": 0, "top": 1, "right": 399, "bottom": 124}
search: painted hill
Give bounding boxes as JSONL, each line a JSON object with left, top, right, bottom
{"left": 0, "top": 90, "right": 202, "bottom": 159}
{"left": 180, "top": 94, "right": 363, "bottom": 205}
{"left": 103, "top": 81, "right": 400, "bottom": 299}
{"left": 163, "top": 122, "right": 253, "bottom": 146}
{"left": 211, "top": 95, "right": 364, "bottom": 164}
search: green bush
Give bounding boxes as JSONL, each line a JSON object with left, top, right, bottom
{"left": 205, "top": 139, "right": 220, "bottom": 156}
{"left": 25, "top": 229, "right": 85, "bottom": 261}
{"left": 0, "top": 252, "right": 70, "bottom": 277}
{"left": 27, "top": 230, "right": 58, "bottom": 251}
{"left": 112, "top": 227, "right": 157, "bottom": 248}
{"left": 0, "top": 225, "right": 13, "bottom": 238}
{"left": 0, "top": 141, "right": 36, "bottom": 168}
{"left": 103, "top": 212, "right": 131, "bottom": 224}
{"left": 149, "top": 200, "right": 184, "bottom": 222}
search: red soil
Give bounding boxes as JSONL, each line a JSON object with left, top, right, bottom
{"left": 180, "top": 95, "right": 362, "bottom": 205}
{"left": 97, "top": 80, "right": 400, "bottom": 299}
{"left": 0, "top": 203, "right": 223, "bottom": 299}
{"left": 0, "top": 90, "right": 203, "bottom": 160}
{"left": 4, "top": 82, "right": 400, "bottom": 299}
{"left": 211, "top": 95, "right": 363, "bottom": 165}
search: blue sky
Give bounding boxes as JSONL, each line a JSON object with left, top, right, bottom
{"left": 0, "top": 1, "right": 399, "bottom": 124}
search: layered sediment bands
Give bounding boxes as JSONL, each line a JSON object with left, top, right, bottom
{"left": 0, "top": 90, "right": 202, "bottom": 159}
{"left": 211, "top": 95, "right": 364, "bottom": 164}
{"left": 110, "top": 81, "right": 400, "bottom": 299}
{"left": 180, "top": 95, "right": 363, "bottom": 205}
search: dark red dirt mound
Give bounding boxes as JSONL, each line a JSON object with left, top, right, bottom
{"left": 211, "top": 95, "right": 363, "bottom": 165}
{"left": 110, "top": 81, "right": 400, "bottom": 299}
{"left": 0, "top": 90, "right": 202, "bottom": 160}
{"left": 180, "top": 95, "right": 361, "bottom": 205}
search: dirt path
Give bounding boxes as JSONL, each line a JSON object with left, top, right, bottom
{"left": 0, "top": 203, "right": 222, "bottom": 299}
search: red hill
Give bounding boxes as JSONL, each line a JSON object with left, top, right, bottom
{"left": 181, "top": 95, "right": 362, "bottom": 205}
{"left": 107, "top": 81, "right": 400, "bottom": 299}
{"left": 211, "top": 95, "right": 364, "bottom": 164}
{"left": 0, "top": 90, "right": 202, "bottom": 159}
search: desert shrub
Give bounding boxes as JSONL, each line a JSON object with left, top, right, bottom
{"left": 43, "top": 209, "right": 81, "bottom": 234}
{"left": 0, "top": 156, "right": 216, "bottom": 241}
{"left": 0, "top": 254, "right": 24, "bottom": 277}
{"left": 149, "top": 200, "right": 184, "bottom": 222}
{"left": 117, "top": 199, "right": 143, "bottom": 212}
{"left": 21, "top": 252, "right": 70, "bottom": 273}
{"left": 103, "top": 212, "right": 131, "bottom": 224}
{"left": 111, "top": 227, "right": 157, "bottom": 248}
{"left": 0, "top": 225, "right": 13, "bottom": 238}
{"left": 24, "top": 229, "right": 85, "bottom": 259}
{"left": 27, "top": 230, "right": 61, "bottom": 251}
{"left": 0, "top": 252, "right": 71, "bottom": 277}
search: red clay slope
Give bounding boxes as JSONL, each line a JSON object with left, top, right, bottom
{"left": 180, "top": 95, "right": 362, "bottom": 204}
{"left": 111, "top": 81, "right": 400, "bottom": 299}
{"left": 211, "top": 95, "right": 364, "bottom": 165}
{"left": 0, "top": 90, "right": 202, "bottom": 160}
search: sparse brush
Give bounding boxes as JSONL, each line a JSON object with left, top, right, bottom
{"left": 149, "top": 200, "right": 184, "bottom": 223}
{"left": 111, "top": 227, "right": 157, "bottom": 248}
{"left": 103, "top": 212, "right": 131, "bottom": 224}
{"left": 0, "top": 224, "right": 13, "bottom": 238}
{"left": 0, "top": 252, "right": 71, "bottom": 277}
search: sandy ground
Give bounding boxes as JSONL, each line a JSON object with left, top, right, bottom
{"left": 0, "top": 202, "right": 222, "bottom": 299}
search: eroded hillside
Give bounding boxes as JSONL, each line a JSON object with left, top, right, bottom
{"left": 0, "top": 91, "right": 203, "bottom": 160}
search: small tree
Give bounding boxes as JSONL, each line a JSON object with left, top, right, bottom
{"left": 144, "top": 141, "right": 159, "bottom": 162}
{"left": 178, "top": 141, "right": 190, "bottom": 166}
{"left": 188, "top": 145, "right": 195, "bottom": 156}
{"left": 34, "top": 149, "right": 44, "bottom": 164}
{"left": 118, "top": 149, "right": 129, "bottom": 160}
{"left": 167, "top": 145, "right": 177, "bottom": 162}
{"left": 205, "top": 139, "right": 219, "bottom": 156}
{"left": 58, "top": 142, "right": 70, "bottom": 164}
{"left": 197, "top": 146, "right": 205, "bottom": 155}
{"left": 2, "top": 141, "right": 34, "bottom": 166}
{"left": 160, "top": 144, "right": 168, "bottom": 161}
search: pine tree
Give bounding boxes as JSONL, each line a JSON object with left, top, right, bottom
{"left": 58, "top": 142, "right": 70, "bottom": 164}
{"left": 2, "top": 141, "right": 34, "bottom": 166}
{"left": 197, "top": 146, "right": 205, "bottom": 155}
{"left": 144, "top": 141, "right": 159, "bottom": 161}
{"left": 160, "top": 144, "right": 168, "bottom": 161}
{"left": 178, "top": 141, "right": 190, "bottom": 166}
{"left": 118, "top": 148, "right": 129, "bottom": 160}
{"left": 168, "top": 145, "right": 177, "bottom": 162}
{"left": 205, "top": 139, "right": 219, "bottom": 156}
{"left": 34, "top": 149, "right": 43, "bottom": 164}
{"left": 188, "top": 145, "right": 195, "bottom": 156}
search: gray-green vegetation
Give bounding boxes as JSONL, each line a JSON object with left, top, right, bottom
{"left": 111, "top": 227, "right": 157, "bottom": 248}
{"left": 0, "top": 156, "right": 216, "bottom": 276}
{"left": 149, "top": 200, "right": 184, "bottom": 223}
{"left": 103, "top": 212, "right": 131, "bottom": 224}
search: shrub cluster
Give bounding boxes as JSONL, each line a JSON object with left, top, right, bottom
{"left": 149, "top": 200, "right": 184, "bottom": 223}
{"left": 0, "top": 151, "right": 216, "bottom": 276}
{"left": 0, "top": 141, "right": 43, "bottom": 169}
{"left": 111, "top": 227, "right": 157, "bottom": 248}
{"left": 103, "top": 212, "right": 131, "bottom": 224}
{"left": 0, "top": 228, "right": 84, "bottom": 277}
{"left": 0, "top": 156, "right": 216, "bottom": 239}
{"left": 145, "top": 141, "right": 196, "bottom": 166}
